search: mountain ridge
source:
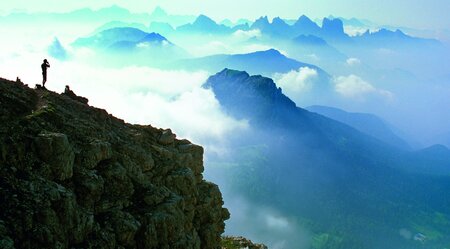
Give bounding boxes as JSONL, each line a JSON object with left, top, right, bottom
{"left": 0, "top": 77, "right": 230, "bottom": 249}
{"left": 205, "top": 68, "right": 450, "bottom": 248}
{"left": 306, "top": 105, "right": 410, "bottom": 149}
{"left": 173, "top": 48, "right": 330, "bottom": 79}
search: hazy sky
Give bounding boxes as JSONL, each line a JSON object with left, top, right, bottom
{"left": 1, "top": 0, "right": 449, "bottom": 30}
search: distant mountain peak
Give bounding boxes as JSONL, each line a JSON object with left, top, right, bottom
{"left": 194, "top": 14, "right": 217, "bottom": 25}
{"left": 322, "top": 17, "right": 345, "bottom": 34}
{"left": 205, "top": 69, "right": 297, "bottom": 121}
{"left": 254, "top": 16, "right": 270, "bottom": 25}
{"left": 364, "top": 28, "right": 409, "bottom": 38}
{"left": 218, "top": 68, "right": 250, "bottom": 78}
{"left": 262, "top": 48, "right": 282, "bottom": 55}
{"left": 271, "top": 17, "right": 290, "bottom": 29}
{"left": 151, "top": 6, "right": 168, "bottom": 17}
{"left": 238, "top": 48, "right": 288, "bottom": 60}
{"left": 140, "top": 32, "right": 168, "bottom": 43}
{"left": 272, "top": 17, "right": 285, "bottom": 23}
{"left": 250, "top": 16, "right": 292, "bottom": 36}
{"left": 296, "top": 15, "right": 314, "bottom": 24}
{"left": 293, "top": 15, "right": 321, "bottom": 35}
{"left": 72, "top": 27, "right": 172, "bottom": 50}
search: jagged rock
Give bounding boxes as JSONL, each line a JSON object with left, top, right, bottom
{"left": 80, "top": 140, "right": 113, "bottom": 169}
{"left": 62, "top": 85, "right": 88, "bottom": 104}
{"left": 73, "top": 167, "right": 105, "bottom": 209}
{"left": 221, "top": 236, "right": 268, "bottom": 249}
{"left": 0, "top": 78, "right": 229, "bottom": 249}
{"left": 158, "top": 129, "right": 176, "bottom": 145}
{"left": 104, "top": 210, "right": 141, "bottom": 247}
{"left": 34, "top": 133, "right": 75, "bottom": 181}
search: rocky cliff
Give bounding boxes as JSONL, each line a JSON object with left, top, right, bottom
{"left": 0, "top": 78, "right": 230, "bottom": 249}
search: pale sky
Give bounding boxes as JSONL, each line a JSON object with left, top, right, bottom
{"left": 1, "top": 0, "right": 449, "bottom": 30}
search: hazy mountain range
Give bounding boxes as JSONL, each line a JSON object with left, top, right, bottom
{"left": 172, "top": 49, "right": 328, "bottom": 76}
{"left": 306, "top": 105, "right": 410, "bottom": 149}
{"left": 72, "top": 27, "right": 188, "bottom": 65}
{"left": 205, "top": 69, "right": 450, "bottom": 248}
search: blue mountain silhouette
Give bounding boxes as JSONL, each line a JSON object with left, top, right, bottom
{"left": 306, "top": 105, "right": 410, "bottom": 149}
{"left": 173, "top": 48, "right": 329, "bottom": 77}
{"left": 177, "top": 15, "right": 232, "bottom": 34}
{"left": 72, "top": 27, "right": 176, "bottom": 51}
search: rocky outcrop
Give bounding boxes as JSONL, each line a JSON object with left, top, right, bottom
{"left": 0, "top": 78, "right": 229, "bottom": 249}
{"left": 221, "top": 236, "right": 268, "bottom": 249}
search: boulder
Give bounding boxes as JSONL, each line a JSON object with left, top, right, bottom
{"left": 80, "top": 140, "right": 113, "bottom": 169}
{"left": 158, "top": 129, "right": 176, "bottom": 145}
{"left": 35, "top": 133, "right": 74, "bottom": 181}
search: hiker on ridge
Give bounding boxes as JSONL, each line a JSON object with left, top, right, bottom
{"left": 41, "top": 59, "right": 50, "bottom": 87}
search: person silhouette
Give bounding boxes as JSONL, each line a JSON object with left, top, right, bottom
{"left": 41, "top": 59, "right": 50, "bottom": 87}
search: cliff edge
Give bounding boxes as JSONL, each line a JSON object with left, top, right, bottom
{"left": 0, "top": 78, "right": 229, "bottom": 249}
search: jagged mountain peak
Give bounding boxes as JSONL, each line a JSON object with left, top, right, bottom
{"left": 322, "top": 17, "right": 345, "bottom": 34}
{"left": 217, "top": 68, "right": 250, "bottom": 78}
{"left": 253, "top": 16, "right": 270, "bottom": 25}
{"left": 272, "top": 16, "right": 287, "bottom": 24}
{"left": 292, "top": 15, "right": 321, "bottom": 35}
{"left": 205, "top": 69, "right": 297, "bottom": 121}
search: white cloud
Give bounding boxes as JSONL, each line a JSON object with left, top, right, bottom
{"left": 57, "top": 64, "right": 249, "bottom": 150}
{"left": 333, "top": 74, "right": 393, "bottom": 101}
{"left": 344, "top": 26, "right": 370, "bottom": 37}
{"left": 136, "top": 42, "right": 151, "bottom": 48}
{"left": 346, "top": 57, "right": 361, "bottom": 66}
{"left": 272, "top": 67, "right": 319, "bottom": 103}
{"left": 221, "top": 195, "right": 311, "bottom": 249}
{"left": 232, "top": 29, "right": 262, "bottom": 40}
{"left": 265, "top": 215, "right": 289, "bottom": 229}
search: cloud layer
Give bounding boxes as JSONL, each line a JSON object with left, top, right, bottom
{"left": 273, "top": 67, "right": 319, "bottom": 104}
{"left": 333, "top": 74, "right": 393, "bottom": 101}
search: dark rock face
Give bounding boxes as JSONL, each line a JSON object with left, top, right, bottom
{"left": 0, "top": 78, "right": 229, "bottom": 249}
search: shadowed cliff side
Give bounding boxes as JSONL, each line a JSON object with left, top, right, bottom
{"left": 0, "top": 78, "right": 230, "bottom": 249}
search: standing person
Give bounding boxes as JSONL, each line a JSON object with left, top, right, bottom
{"left": 41, "top": 59, "right": 50, "bottom": 87}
